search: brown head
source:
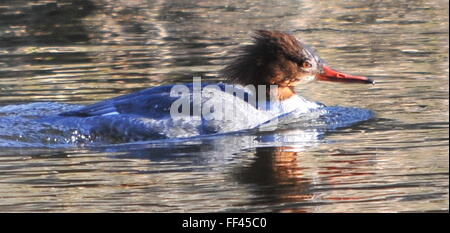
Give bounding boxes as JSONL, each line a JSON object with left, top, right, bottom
{"left": 221, "top": 30, "right": 373, "bottom": 100}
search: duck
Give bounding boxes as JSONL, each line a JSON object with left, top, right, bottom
{"left": 55, "top": 30, "right": 373, "bottom": 141}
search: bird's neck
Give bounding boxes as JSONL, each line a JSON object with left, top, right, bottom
{"left": 256, "top": 85, "right": 296, "bottom": 101}
{"left": 274, "top": 86, "right": 296, "bottom": 101}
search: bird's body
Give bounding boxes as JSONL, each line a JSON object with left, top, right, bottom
{"left": 52, "top": 30, "right": 373, "bottom": 141}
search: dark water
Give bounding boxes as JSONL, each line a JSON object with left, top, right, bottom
{"left": 0, "top": 0, "right": 448, "bottom": 212}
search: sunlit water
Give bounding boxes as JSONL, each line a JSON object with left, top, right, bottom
{"left": 0, "top": 0, "right": 448, "bottom": 212}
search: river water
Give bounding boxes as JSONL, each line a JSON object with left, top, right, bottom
{"left": 0, "top": 0, "right": 448, "bottom": 212}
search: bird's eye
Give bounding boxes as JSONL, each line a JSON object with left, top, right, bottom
{"left": 303, "top": 62, "right": 312, "bottom": 68}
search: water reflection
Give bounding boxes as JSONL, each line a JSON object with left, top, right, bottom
{"left": 236, "top": 147, "right": 314, "bottom": 212}
{"left": 0, "top": 0, "right": 95, "bottom": 46}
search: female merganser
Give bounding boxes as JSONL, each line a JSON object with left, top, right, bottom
{"left": 54, "top": 30, "right": 373, "bottom": 141}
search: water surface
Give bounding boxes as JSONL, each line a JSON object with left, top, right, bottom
{"left": 0, "top": 0, "right": 448, "bottom": 212}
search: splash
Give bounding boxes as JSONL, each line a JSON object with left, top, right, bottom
{"left": 0, "top": 98, "right": 373, "bottom": 148}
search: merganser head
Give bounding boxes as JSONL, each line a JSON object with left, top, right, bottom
{"left": 221, "top": 30, "right": 373, "bottom": 100}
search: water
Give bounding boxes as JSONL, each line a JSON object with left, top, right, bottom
{"left": 0, "top": 0, "right": 448, "bottom": 212}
